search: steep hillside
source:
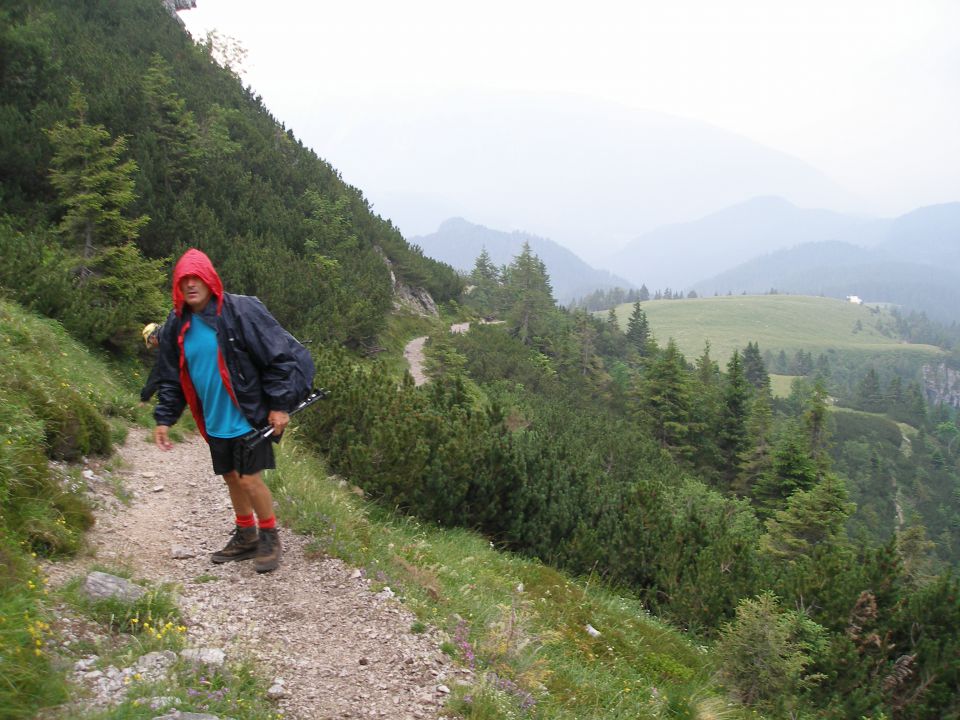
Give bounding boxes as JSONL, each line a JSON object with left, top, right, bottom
{"left": 412, "top": 217, "right": 633, "bottom": 303}
{"left": 0, "top": 0, "right": 460, "bottom": 350}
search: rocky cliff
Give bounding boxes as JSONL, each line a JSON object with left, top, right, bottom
{"left": 922, "top": 362, "right": 960, "bottom": 408}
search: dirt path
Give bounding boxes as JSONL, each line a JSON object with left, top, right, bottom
{"left": 47, "top": 432, "right": 455, "bottom": 720}
{"left": 403, "top": 336, "right": 429, "bottom": 387}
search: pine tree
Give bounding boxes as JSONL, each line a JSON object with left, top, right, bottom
{"left": 753, "top": 425, "right": 819, "bottom": 514}
{"left": 736, "top": 388, "right": 775, "bottom": 496}
{"left": 742, "top": 341, "right": 770, "bottom": 391}
{"left": 46, "top": 88, "right": 149, "bottom": 263}
{"left": 142, "top": 54, "right": 201, "bottom": 193}
{"left": 502, "top": 242, "right": 554, "bottom": 345}
{"left": 634, "top": 339, "right": 694, "bottom": 456}
{"left": 45, "top": 87, "right": 162, "bottom": 350}
{"left": 718, "top": 350, "right": 751, "bottom": 488}
{"left": 761, "top": 474, "right": 854, "bottom": 562}
{"left": 625, "top": 300, "right": 651, "bottom": 356}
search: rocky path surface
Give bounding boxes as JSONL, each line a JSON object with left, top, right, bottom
{"left": 403, "top": 336, "right": 429, "bottom": 387}
{"left": 46, "top": 432, "right": 456, "bottom": 719}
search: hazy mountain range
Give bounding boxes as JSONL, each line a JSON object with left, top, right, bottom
{"left": 300, "top": 92, "right": 860, "bottom": 263}
{"left": 413, "top": 199, "right": 960, "bottom": 322}
{"left": 604, "top": 196, "right": 871, "bottom": 291}
{"left": 691, "top": 202, "right": 960, "bottom": 322}
{"left": 410, "top": 218, "right": 633, "bottom": 304}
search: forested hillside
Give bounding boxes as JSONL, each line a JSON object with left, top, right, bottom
{"left": 2, "top": 3, "right": 959, "bottom": 719}
{"left": 0, "top": 0, "right": 460, "bottom": 353}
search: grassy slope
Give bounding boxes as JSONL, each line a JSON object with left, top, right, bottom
{"left": 3, "top": 299, "right": 746, "bottom": 719}
{"left": 612, "top": 294, "right": 943, "bottom": 364}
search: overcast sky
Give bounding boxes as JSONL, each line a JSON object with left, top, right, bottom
{"left": 181, "top": 1, "right": 959, "bottom": 231}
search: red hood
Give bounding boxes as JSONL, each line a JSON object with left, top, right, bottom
{"left": 172, "top": 249, "right": 224, "bottom": 317}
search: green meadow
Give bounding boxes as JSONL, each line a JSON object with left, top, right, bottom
{"left": 613, "top": 294, "right": 944, "bottom": 364}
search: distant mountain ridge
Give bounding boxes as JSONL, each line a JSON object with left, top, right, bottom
{"left": 603, "top": 196, "right": 870, "bottom": 291}
{"left": 690, "top": 203, "right": 960, "bottom": 322}
{"left": 295, "top": 92, "right": 860, "bottom": 261}
{"left": 411, "top": 218, "right": 633, "bottom": 304}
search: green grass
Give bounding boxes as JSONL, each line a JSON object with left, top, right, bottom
{"left": 269, "top": 440, "right": 750, "bottom": 719}
{"left": 612, "top": 294, "right": 944, "bottom": 364}
{"left": 768, "top": 374, "right": 799, "bottom": 398}
{"left": 1, "top": 297, "right": 750, "bottom": 718}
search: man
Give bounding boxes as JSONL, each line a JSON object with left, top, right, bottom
{"left": 152, "top": 248, "right": 313, "bottom": 573}
{"left": 140, "top": 322, "right": 164, "bottom": 402}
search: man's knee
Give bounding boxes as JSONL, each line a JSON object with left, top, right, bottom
{"left": 235, "top": 471, "right": 265, "bottom": 492}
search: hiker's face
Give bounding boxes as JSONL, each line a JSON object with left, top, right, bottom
{"left": 180, "top": 275, "right": 212, "bottom": 312}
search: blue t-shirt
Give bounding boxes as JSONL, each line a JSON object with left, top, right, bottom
{"left": 184, "top": 315, "right": 253, "bottom": 439}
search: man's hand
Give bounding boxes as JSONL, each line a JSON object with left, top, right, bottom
{"left": 155, "top": 425, "right": 174, "bottom": 451}
{"left": 268, "top": 410, "right": 290, "bottom": 437}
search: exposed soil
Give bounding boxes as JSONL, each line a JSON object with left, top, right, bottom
{"left": 45, "top": 431, "right": 462, "bottom": 719}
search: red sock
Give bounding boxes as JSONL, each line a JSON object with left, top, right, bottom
{"left": 258, "top": 516, "right": 276, "bottom": 530}
{"left": 235, "top": 513, "right": 255, "bottom": 528}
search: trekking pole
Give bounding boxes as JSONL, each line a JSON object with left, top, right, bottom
{"left": 243, "top": 388, "right": 329, "bottom": 447}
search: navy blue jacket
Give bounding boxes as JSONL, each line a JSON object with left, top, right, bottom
{"left": 152, "top": 293, "right": 313, "bottom": 438}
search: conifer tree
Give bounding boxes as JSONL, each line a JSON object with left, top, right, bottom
{"left": 46, "top": 88, "right": 148, "bottom": 263}
{"left": 605, "top": 307, "right": 618, "bottom": 331}
{"left": 142, "top": 54, "right": 201, "bottom": 193}
{"left": 625, "top": 300, "right": 651, "bottom": 356}
{"left": 638, "top": 284, "right": 650, "bottom": 301}
{"left": 761, "top": 474, "right": 854, "bottom": 562}
{"left": 635, "top": 339, "right": 694, "bottom": 456}
{"left": 502, "top": 242, "right": 553, "bottom": 345}
{"left": 718, "top": 350, "right": 752, "bottom": 488}
{"left": 742, "top": 341, "right": 770, "bottom": 390}
{"left": 736, "top": 388, "right": 775, "bottom": 496}
{"left": 45, "top": 87, "right": 163, "bottom": 350}
{"left": 467, "top": 247, "right": 502, "bottom": 314}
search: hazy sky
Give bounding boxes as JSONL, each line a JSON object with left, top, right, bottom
{"left": 181, "top": 1, "right": 959, "bottom": 229}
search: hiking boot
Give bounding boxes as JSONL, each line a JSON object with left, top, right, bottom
{"left": 254, "top": 528, "right": 282, "bottom": 573}
{"left": 210, "top": 525, "right": 258, "bottom": 563}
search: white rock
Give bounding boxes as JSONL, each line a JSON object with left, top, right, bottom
{"left": 140, "top": 471, "right": 157, "bottom": 478}
{"left": 376, "top": 586, "right": 395, "bottom": 601}
{"left": 179, "top": 647, "right": 226, "bottom": 668}
{"left": 83, "top": 571, "right": 146, "bottom": 603}
{"left": 152, "top": 485, "right": 165, "bottom": 493}
{"left": 267, "top": 683, "right": 287, "bottom": 699}
{"left": 171, "top": 546, "right": 196, "bottom": 559}
{"left": 586, "top": 623, "right": 601, "bottom": 638}
{"left": 437, "top": 684, "right": 451, "bottom": 694}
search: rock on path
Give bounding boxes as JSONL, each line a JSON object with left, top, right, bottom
{"left": 47, "top": 433, "right": 451, "bottom": 720}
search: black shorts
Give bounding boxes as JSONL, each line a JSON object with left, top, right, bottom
{"left": 207, "top": 434, "right": 276, "bottom": 476}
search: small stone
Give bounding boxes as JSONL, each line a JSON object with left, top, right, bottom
{"left": 171, "top": 546, "right": 196, "bottom": 559}
{"left": 152, "top": 485, "right": 165, "bottom": 493}
{"left": 359, "top": 657, "right": 369, "bottom": 665}
{"left": 140, "top": 471, "right": 157, "bottom": 478}
{"left": 351, "top": 568, "right": 362, "bottom": 579}
{"left": 437, "top": 684, "right": 451, "bottom": 694}
{"left": 267, "top": 683, "right": 287, "bottom": 699}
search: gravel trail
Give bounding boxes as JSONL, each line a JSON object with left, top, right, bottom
{"left": 47, "top": 431, "right": 457, "bottom": 719}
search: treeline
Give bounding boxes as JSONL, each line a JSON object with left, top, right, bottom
{"left": 298, "top": 245, "right": 959, "bottom": 718}
{"left": 0, "top": 0, "right": 460, "bottom": 354}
